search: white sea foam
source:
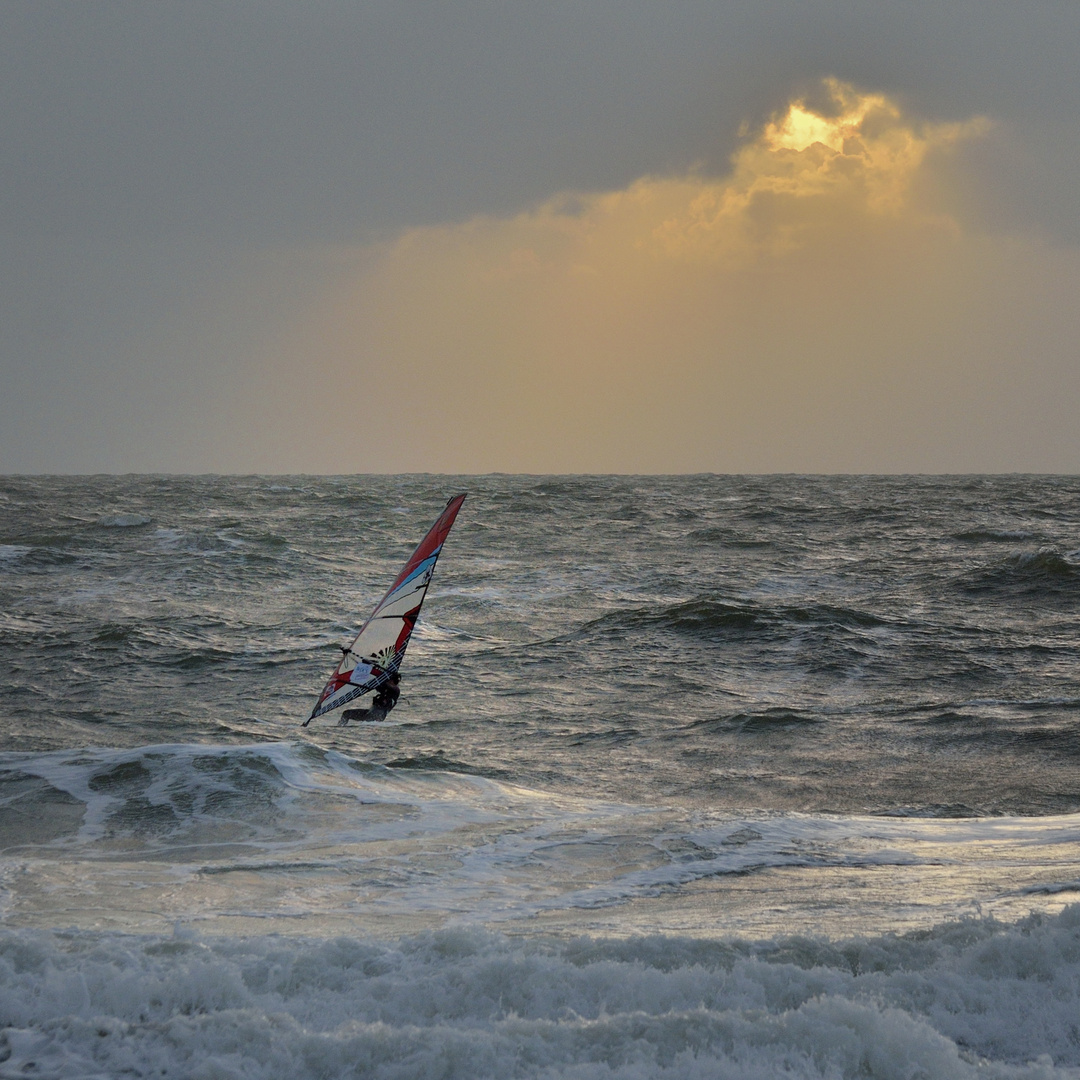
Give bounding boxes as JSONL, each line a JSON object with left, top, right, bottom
{"left": 3, "top": 744, "right": 1080, "bottom": 941}
{"left": 0, "top": 910, "right": 1079, "bottom": 1078}
{"left": 149, "top": 526, "right": 243, "bottom": 554}
{"left": 152, "top": 526, "right": 185, "bottom": 548}
{"left": 97, "top": 512, "right": 151, "bottom": 528}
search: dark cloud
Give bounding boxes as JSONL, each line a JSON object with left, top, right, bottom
{"left": 1, "top": 1, "right": 1076, "bottom": 243}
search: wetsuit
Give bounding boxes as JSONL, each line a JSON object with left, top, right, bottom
{"left": 372, "top": 680, "right": 400, "bottom": 714}
{"left": 340, "top": 678, "right": 400, "bottom": 724}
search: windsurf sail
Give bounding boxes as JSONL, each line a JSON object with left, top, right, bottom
{"left": 304, "top": 493, "right": 467, "bottom": 724}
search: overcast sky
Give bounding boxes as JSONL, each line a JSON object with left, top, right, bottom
{"left": 2, "top": 1, "right": 1079, "bottom": 473}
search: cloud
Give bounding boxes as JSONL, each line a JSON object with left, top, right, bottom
{"left": 233, "top": 80, "right": 1076, "bottom": 474}
{"left": 374, "top": 79, "right": 985, "bottom": 278}
{"left": 663, "top": 79, "right": 985, "bottom": 256}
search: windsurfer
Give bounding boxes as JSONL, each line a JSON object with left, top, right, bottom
{"left": 306, "top": 493, "right": 466, "bottom": 726}
{"left": 339, "top": 672, "right": 401, "bottom": 724}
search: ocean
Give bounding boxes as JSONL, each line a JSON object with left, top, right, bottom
{"left": 2, "top": 473, "right": 1080, "bottom": 1078}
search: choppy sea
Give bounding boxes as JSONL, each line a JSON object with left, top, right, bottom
{"left": 2, "top": 474, "right": 1080, "bottom": 1078}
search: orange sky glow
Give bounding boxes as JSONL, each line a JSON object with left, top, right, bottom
{"left": 224, "top": 80, "right": 1078, "bottom": 474}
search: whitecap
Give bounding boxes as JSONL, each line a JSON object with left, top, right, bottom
{"left": 0, "top": 909, "right": 1079, "bottom": 1076}
{"left": 98, "top": 512, "right": 152, "bottom": 528}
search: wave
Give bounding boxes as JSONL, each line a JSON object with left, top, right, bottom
{"left": 0, "top": 908, "right": 1079, "bottom": 1077}
{"left": 0, "top": 543, "right": 78, "bottom": 570}
{"left": 579, "top": 598, "right": 891, "bottom": 644}
{"left": 959, "top": 548, "right": 1080, "bottom": 597}
{"left": 953, "top": 528, "right": 1037, "bottom": 543}
{"left": 0, "top": 742, "right": 584, "bottom": 865}
{"left": 877, "top": 803, "right": 985, "bottom": 819}
{"left": 97, "top": 512, "right": 152, "bottom": 528}
{"left": 4, "top": 743, "right": 1080, "bottom": 936}
{"left": 1021, "top": 880, "right": 1080, "bottom": 897}
{"left": 687, "top": 527, "right": 774, "bottom": 547}
{"left": 1006, "top": 550, "right": 1079, "bottom": 578}
{"left": 4, "top": 616, "right": 311, "bottom": 675}
{"left": 684, "top": 708, "right": 824, "bottom": 733}
{"left": 382, "top": 753, "right": 509, "bottom": 777}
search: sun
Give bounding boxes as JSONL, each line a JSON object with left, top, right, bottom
{"left": 762, "top": 81, "right": 894, "bottom": 154}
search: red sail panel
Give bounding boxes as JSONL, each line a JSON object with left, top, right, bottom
{"left": 385, "top": 493, "right": 468, "bottom": 598}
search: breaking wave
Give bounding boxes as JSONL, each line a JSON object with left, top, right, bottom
{"left": 953, "top": 529, "right": 1037, "bottom": 543}
{"left": 1005, "top": 550, "right": 1079, "bottom": 579}
{"left": 97, "top": 512, "right": 152, "bottom": 528}
{"left": 958, "top": 548, "right": 1080, "bottom": 600}
{"left": 1, "top": 908, "right": 1079, "bottom": 1078}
